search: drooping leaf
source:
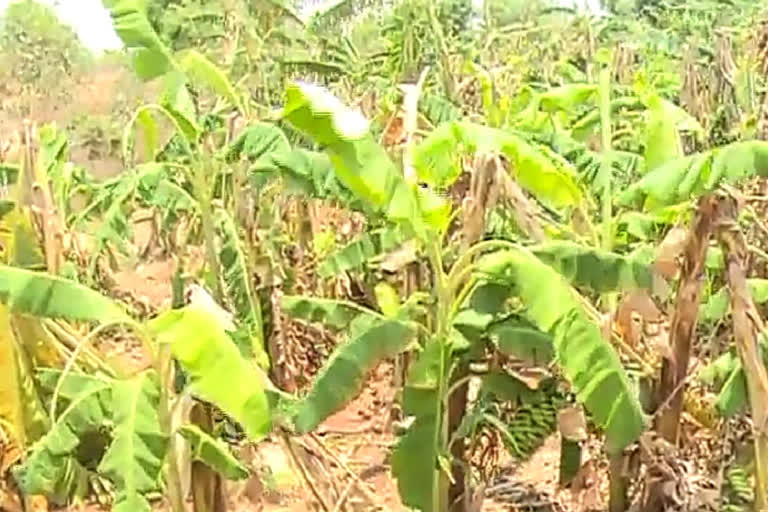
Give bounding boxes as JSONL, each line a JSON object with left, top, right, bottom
{"left": 0, "top": 306, "right": 48, "bottom": 452}
{"left": 537, "top": 84, "right": 598, "bottom": 113}
{"left": 716, "top": 366, "right": 748, "bottom": 418}
{"left": 489, "top": 319, "right": 555, "bottom": 366}
{"left": 619, "top": 141, "right": 768, "bottom": 207}
{"left": 178, "top": 424, "right": 249, "bottom": 480}
{"left": 318, "top": 227, "right": 408, "bottom": 278}
{"left": 78, "top": 163, "right": 168, "bottom": 259}
{"left": 476, "top": 247, "right": 645, "bottom": 454}
{"left": 643, "top": 95, "right": 688, "bottom": 173}
{"left": 98, "top": 372, "right": 167, "bottom": 512}
{"left": 0, "top": 164, "right": 19, "bottom": 187}
{"left": 480, "top": 370, "right": 541, "bottom": 404}
{"left": 227, "top": 122, "right": 290, "bottom": 164}
{"left": 292, "top": 317, "right": 415, "bottom": 433}
{"left": 0, "top": 265, "right": 128, "bottom": 323}
{"left": 13, "top": 373, "right": 112, "bottom": 503}
{"left": 101, "top": 0, "right": 176, "bottom": 81}
{"left": 148, "top": 306, "right": 271, "bottom": 441}
{"left": 413, "top": 121, "right": 582, "bottom": 209}
{"left": 178, "top": 50, "right": 244, "bottom": 113}
{"left": 391, "top": 386, "right": 440, "bottom": 512}
{"left": 697, "top": 334, "right": 768, "bottom": 417}
{"left": 264, "top": 147, "right": 359, "bottom": 205}
{"left": 0, "top": 207, "right": 45, "bottom": 269}
{"left": 0, "top": 199, "right": 14, "bottom": 220}
{"left": 281, "top": 82, "right": 449, "bottom": 239}
{"left": 453, "top": 282, "right": 514, "bottom": 341}
{"left": 281, "top": 295, "right": 380, "bottom": 330}
{"left": 529, "top": 241, "right": 655, "bottom": 294}
{"left": 125, "top": 104, "right": 197, "bottom": 159}
{"left": 150, "top": 179, "right": 197, "bottom": 214}
{"left": 700, "top": 279, "right": 768, "bottom": 323}
{"left": 215, "top": 209, "right": 268, "bottom": 367}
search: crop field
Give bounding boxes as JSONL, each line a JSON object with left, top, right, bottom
{"left": 2, "top": 1, "right": 768, "bottom": 511}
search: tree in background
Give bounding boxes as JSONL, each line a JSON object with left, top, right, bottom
{"left": 0, "top": 0, "right": 91, "bottom": 105}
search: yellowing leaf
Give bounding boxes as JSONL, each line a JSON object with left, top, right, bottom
{"left": 148, "top": 306, "right": 271, "bottom": 441}
{"left": 374, "top": 282, "right": 400, "bottom": 318}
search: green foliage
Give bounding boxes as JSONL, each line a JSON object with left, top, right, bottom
{"left": 700, "top": 279, "right": 768, "bottom": 324}
{"left": 102, "top": 0, "right": 176, "bottom": 80}
{"left": 148, "top": 305, "right": 271, "bottom": 441}
{"left": 413, "top": 121, "right": 583, "bottom": 209}
{"left": 530, "top": 241, "right": 655, "bottom": 293}
{"left": 215, "top": 208, "right": 268, "bottom": 367}
{"left": 697, "top": 333, "right": 768, "bottom": 417}
{"left": 391, "top": 386, "right": 440, "bottom": 512}
{"left": 0, "top": 265, "right": 128, "bottom": 323}
{"left": 97, "top": 373, "right": 167, "bottom": 512}
{"left": 490, "top": 319, "right": 555, "bottom": 366}
{"left": 318, "top": 227, "right": 409, "bottom": 277}
{"left": 290, "top": 316, "right": 416, "bottom": 433}
{"left": 281, "top": 295, "right": 381, "bottom": 329}
{"left": 281, "top": 81, "right": 450, "bottom": 240}
{"left": 0, "top": 0, "right": 90, "bottom": 92}
{"left": 476, "top": 247, "right": 645, "bottom": 454}
{"left": 620, "top": 141, "right": 768, "bottom": 208}
{"left": 13, "top": 372, "right": 114, "bottom": 505}
{"left": 177, "top": 49, "right": 244, "bottom": 112}
{"left": 178, "top": 425, "right": 249, "bottom": 480}
{"left": 228, "top": 122, "right": 291, "bottom": 165}
{"left": 12, "top": 369, "right": 206, "bottom": 511}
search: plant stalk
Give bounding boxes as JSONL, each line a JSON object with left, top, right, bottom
{"left": 715, "top": 193, "right": 768, "bottom": 511}
{"left": 427, "top": 241, "right": 450, "bottom": 512}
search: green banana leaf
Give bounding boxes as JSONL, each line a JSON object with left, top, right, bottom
{"left": 281, "top": 81, "right": 450, "bottom": 240}
{"left": 413, "top": 121, "right": 583, "bottom": 209}
{"left": 178, "top": 424, "right": 249, "bottom": 480}
{"left": 619, "top": 140, "right": 768, "bottom": 208}
{"left": 475, "top": 247, "right": 645, "bottom": 454}
{"left": 292, "top": 316, "right": 415, "bottom": 433}
{"left": 148, "top": 305, "right": 271, "bottom": 441}
{"left": 0, "top": 265, "right": 128, "bottom": 323}
{"left": 98, "top": 372, "right": 167, "bottom": 512}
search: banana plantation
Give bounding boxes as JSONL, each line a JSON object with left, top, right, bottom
{"left": 2, "top": 0, "right": 768, "bottom": 511}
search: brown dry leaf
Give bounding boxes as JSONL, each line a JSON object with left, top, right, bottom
{"left": 25, "top": 495, "right": 48, "bottom": 512}
{"left": 0, "top": 481, "right": 23, "bottom": 512}
{"left": 379, "top": 240, "right": 418, "bottom": 273}
{"left": 648, "top": 324, "right": 675, "bottom": 364}
{"left": 508, "top": 367, "right": 551, "bottom": 390}
{"left": 0, "top": 439, "right": 21, "bottom": 474}
{"left": 382, "top": 114, "right": 405, "bottom": 147}
{"left": 654, "top": 226, "right": 688, "bottom": 279}
{"left": 558, "top": 406, "right": 588, "bottom": 442}
{"left": 690, "top": 488, "right": 719, "bottom": 510}
{"left": 615, "top": 290, "right": 661, "bottom": 347}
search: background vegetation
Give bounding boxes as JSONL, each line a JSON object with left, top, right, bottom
{"left": 2, "top": 0, "right": 768, "bottom": 511}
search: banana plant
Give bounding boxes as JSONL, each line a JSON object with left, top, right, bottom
{"left": 275, "top": 81, "right": 650, "bottom": 512}
{"left": 0, "top": 264, "right": 271, "bottom": 512}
